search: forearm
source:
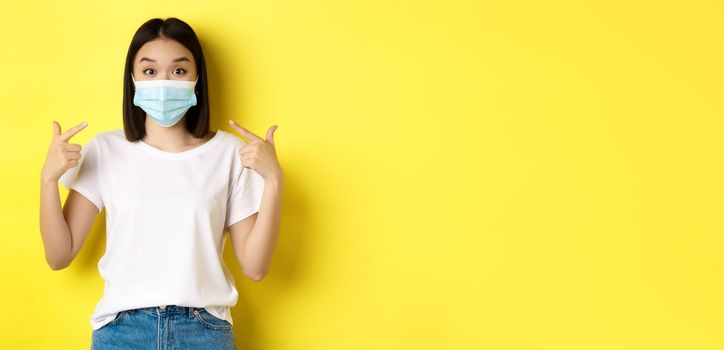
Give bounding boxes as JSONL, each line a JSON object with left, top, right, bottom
{"left": 39, "top": 176, "right": 72, "bottom": 270}
{"left": 242, "top": 175, "right": 283, "bottom": 279}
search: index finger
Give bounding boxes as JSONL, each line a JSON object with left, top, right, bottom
{"left": 228, "top": 120, "right": 262, "bottom": 143}
{"left": 58, "top": 121, "right": 89, "bottom": 142}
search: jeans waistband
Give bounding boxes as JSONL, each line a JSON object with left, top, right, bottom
{"left": 132, "top": 304, "right": 204, "bottom": 317}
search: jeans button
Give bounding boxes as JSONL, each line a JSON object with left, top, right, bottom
{"left": 160, "top": 305, "right": 166, "bottom": 309}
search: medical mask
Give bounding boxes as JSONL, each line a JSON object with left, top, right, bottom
{"left": 132, "top": 74, "right": 199, "bottom": 127}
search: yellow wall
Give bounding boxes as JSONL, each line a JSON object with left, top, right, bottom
{"left": 2, "top": 0, "right": 723, "bottom": 348}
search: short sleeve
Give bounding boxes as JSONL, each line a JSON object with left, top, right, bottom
{"left": 58, "top": 135, "right": 104, "bottom": 212}
{"left": 225, "top": 165, "right": 265, "bottom": 229}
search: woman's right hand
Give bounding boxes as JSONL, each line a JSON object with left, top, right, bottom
{"left": 41, "top": 120, "right": 89, "bottom": 184}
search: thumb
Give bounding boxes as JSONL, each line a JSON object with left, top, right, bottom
{"left": 52, "top": 120, "right": 61, "bottom": 139}
{"left": 266, "top": 125, "right": 278, "bottom": 146}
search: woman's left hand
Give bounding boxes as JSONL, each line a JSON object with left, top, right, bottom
{"left": 228, "top": 120, "right": 283, "bottom": 182}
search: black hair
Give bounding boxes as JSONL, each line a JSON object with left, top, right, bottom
{"left": 122, "top": 17, "right": 211, "bottom": 141}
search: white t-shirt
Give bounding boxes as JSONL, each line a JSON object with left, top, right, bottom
{"left": 59, "top": 128, "right": 265, "bottom": 330}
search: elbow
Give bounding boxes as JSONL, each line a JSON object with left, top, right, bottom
{"left": 244, "top": 269, "right": 267, "bottom": 282}
{"left": 48, "top": 261, "right": 69, "bottom": 271}
{"left": 46, "top": 257, "right": 70, "bottom": 271}
{"left": 246, "top": 272, "right": 266, "bottom": 282}
{"left": 238, "top": 259, "right": 267, "bottom": 281}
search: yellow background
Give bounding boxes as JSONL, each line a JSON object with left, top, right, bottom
{"left": 1, "top": 0, "right": 723, "bottom": 349}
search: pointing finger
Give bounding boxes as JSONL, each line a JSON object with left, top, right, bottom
{"left": 58, "top": 121, "right": 89, "bottom": 142}
{"left": 228, "top": 120, "right": 262, "bottom": 143}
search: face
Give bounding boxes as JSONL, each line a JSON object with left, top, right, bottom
{"left": 132, "top": 38, "right": 198, "bottom": 82}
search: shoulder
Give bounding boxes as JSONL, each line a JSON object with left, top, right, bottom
{"left": 100, "top": 129, "right": 125, "bottom": 141}
{"left": 217, "top": 129, "right": 249, "bottom": 149}
{"left": 92, "top": 129, "right": 124, "bottom": 144}
{"left": 81, "top": 129, "right": 128, "bottom": 156}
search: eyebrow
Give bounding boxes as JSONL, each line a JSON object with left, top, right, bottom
{"left": 139, "top": 56, "right": 191, "bottom": 63}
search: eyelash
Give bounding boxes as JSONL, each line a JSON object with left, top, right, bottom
{"left": 143, "top": 68, "right": 187, "bottom": 75}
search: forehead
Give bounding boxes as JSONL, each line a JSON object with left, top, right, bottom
{"left": 134, "top": 38, "right": 195, "bottom": 64}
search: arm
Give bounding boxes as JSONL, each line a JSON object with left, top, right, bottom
{"left": 40, "top": 181, "right": 99, "bottom": 270}
{"left": 228, "top": 175, "right": 283, "bottom": 281}
{"left": 39, "top": 176, "right": 73, "bottom": 270}
{"left": 226, "top": 120, "right": 283, "bottom": 281}
{"left": 39, "top": 121, "right": 99, "bottom": 270}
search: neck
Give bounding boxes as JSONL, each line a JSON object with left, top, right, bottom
{"left": 142, "top": 116, "right": 196, "bottom": 152}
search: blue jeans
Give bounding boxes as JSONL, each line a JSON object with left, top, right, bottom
{"left": 91, "top": 305, "right": 236, "bottom": 349}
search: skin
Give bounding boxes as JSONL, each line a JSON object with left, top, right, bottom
{"left": 39, "top": 38, "right": 284, "bottom": 282}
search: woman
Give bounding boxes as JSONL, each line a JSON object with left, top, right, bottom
{"left": 38, "top": 17, "right": 283, "bottom": 349}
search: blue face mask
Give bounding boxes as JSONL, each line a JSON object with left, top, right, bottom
{"left": 132, "top": 74, "right": 199, "bottom": 127}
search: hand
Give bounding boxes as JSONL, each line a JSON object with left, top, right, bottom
{"left": 41, "top": 120, "right": 89, "bottom": 184}
{"left": 228, "top": 120, "right": 283, "bottom": 182}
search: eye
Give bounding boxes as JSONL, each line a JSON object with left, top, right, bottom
{"left": 143, "top": 68, "right": 155, "bottom": 75}
{"left": 174, "top": 68, "right": 187, "bottom": 75}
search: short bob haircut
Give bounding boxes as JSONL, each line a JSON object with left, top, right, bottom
{"left": 122, "top": 17, "right": 211, "bottom": 141}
